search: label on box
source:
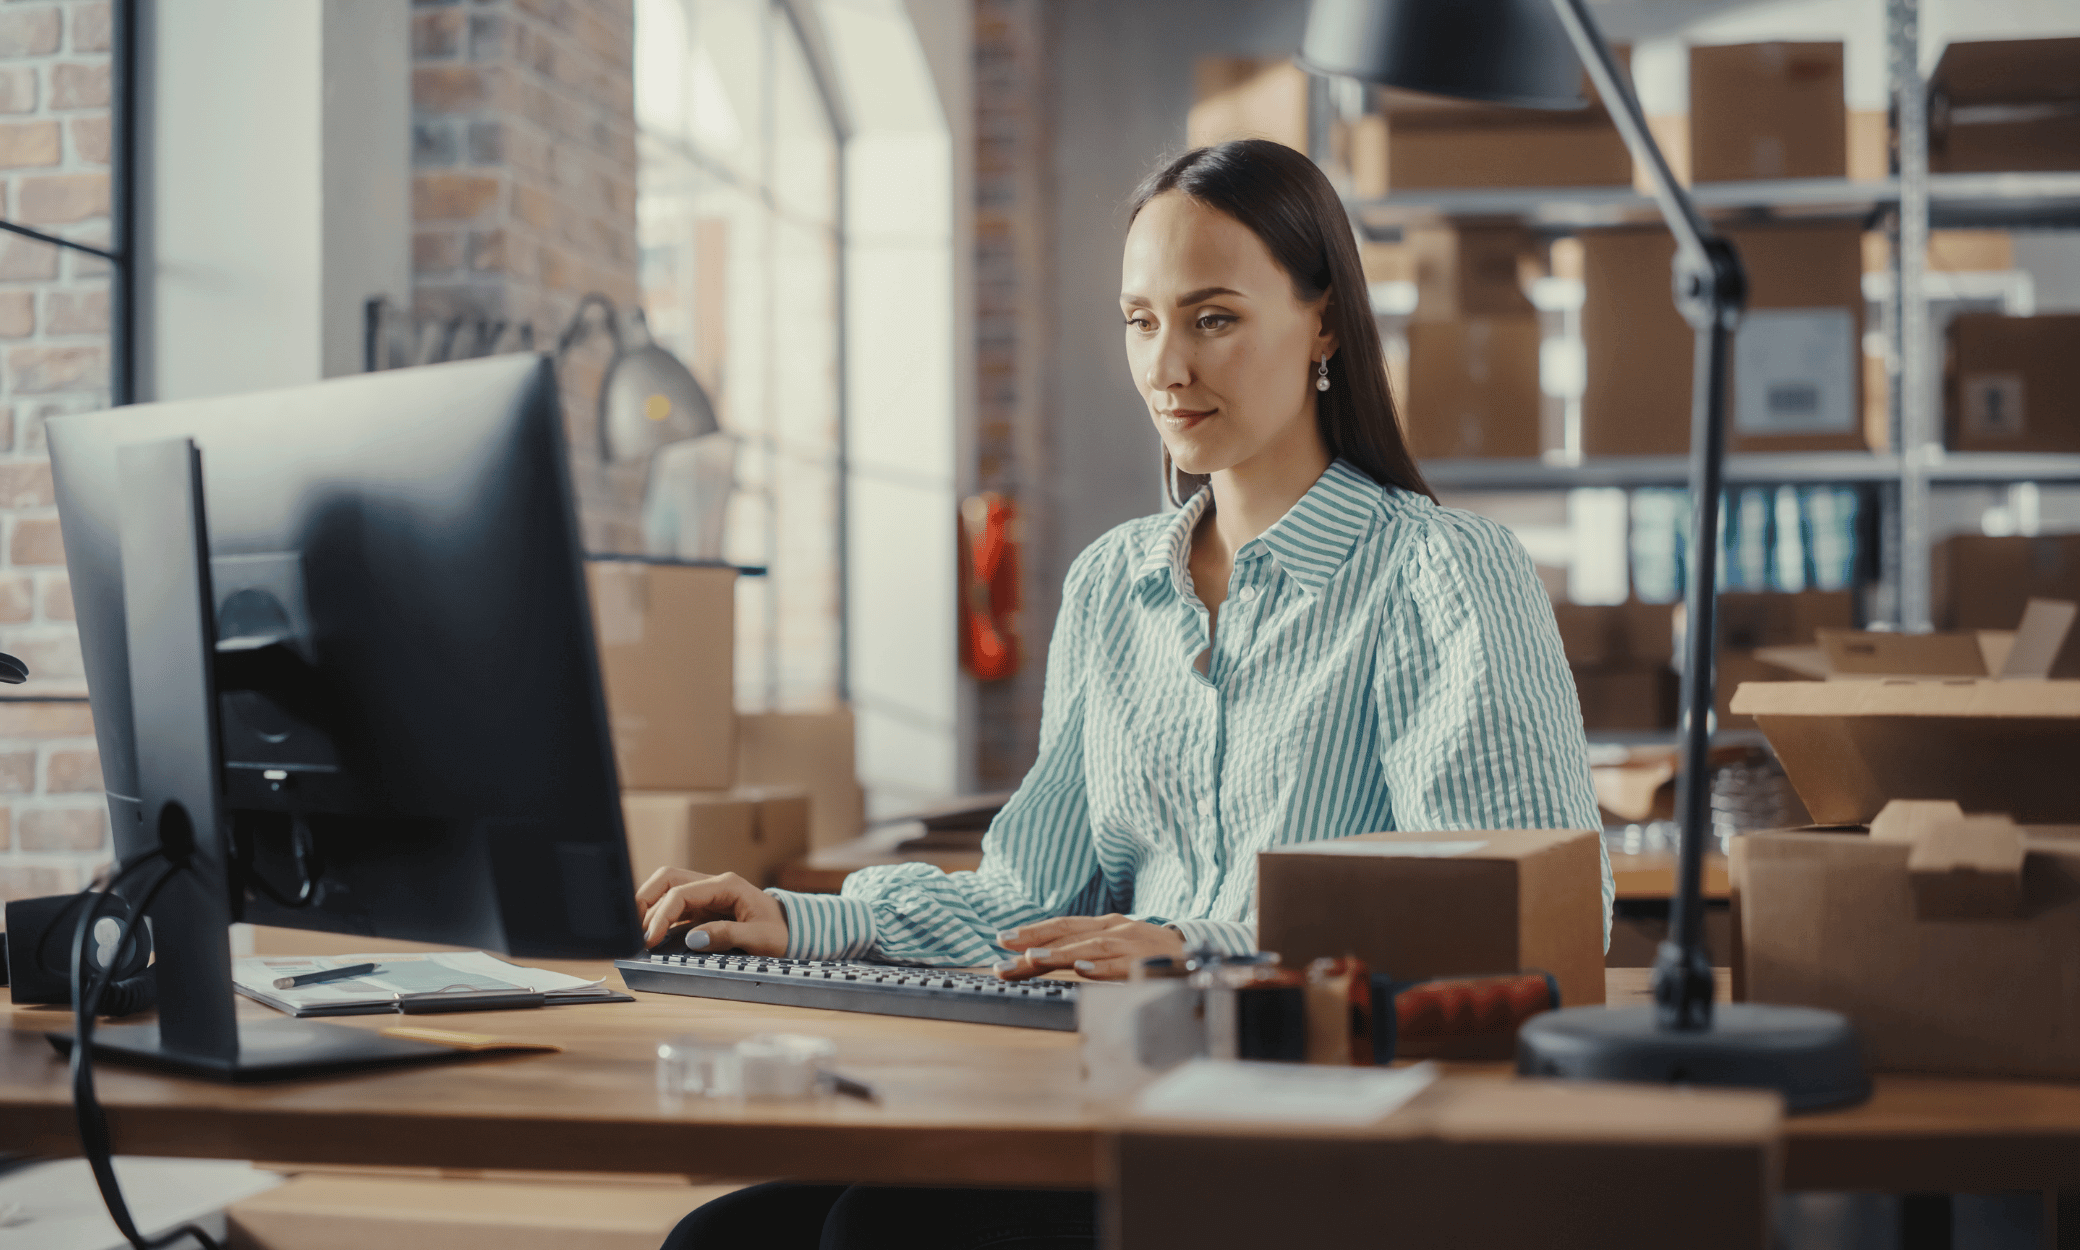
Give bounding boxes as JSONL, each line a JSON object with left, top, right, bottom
{"left": 1962, "top": 372, "right": 2027, "bottom": 439}
{"left": 1269, "top": 839, "right": 1489, "bottom": 858}
{"left": 1134, "top": 1059, "right": 1439, "bottom": 1125}
{"left": 1733, "top": 308, "right": 1856, "bottom": 435}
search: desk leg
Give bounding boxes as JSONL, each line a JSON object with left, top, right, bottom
{"left": 2050, "top": 1189, "right": 2080, "bottom": 1250}
{"left": 1901, "top": 1194, "right": 1952, "bottom": 1250}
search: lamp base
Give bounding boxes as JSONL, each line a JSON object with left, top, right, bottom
{"left": 1517, "top": 1004, "right": 1868, "bottom": 1112}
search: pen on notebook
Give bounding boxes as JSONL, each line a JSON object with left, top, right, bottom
{"left": 273, "top": 962, "right": 377, "bottom": 990}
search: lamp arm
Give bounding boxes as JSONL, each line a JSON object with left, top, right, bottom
{"left": 1548, "top": 0, "right": 1747, "bottom": 1032}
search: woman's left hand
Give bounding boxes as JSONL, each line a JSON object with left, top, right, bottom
{"left": 993, "top": 914, "right": 1185, "bottom": 981}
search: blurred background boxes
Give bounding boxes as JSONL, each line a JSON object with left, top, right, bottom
{"left": 1186, "top": 56, "right": 1309, "bottom": 151}
{"left": 587, "top": 560, "right": 737, "bottom": 792}
{"left": 1580, "top": 224, "right": 1868, "bottom": 456}
{"left": 1928, "top": 37, "right": 2080, "bottom": 173}
{"left": 737, "top": 709, "right": 869, "bottom": 851}
{"left": 1553, "top": 600, "right": 1679, "bottom": 730}
{"left": 1401, "top": 318, "right": 1542, "bottom": 459}
{"left": 621, "top": 786, "right": 809, "bottom": 889}
{"left": 1935, "top": 534, "right": 2080, "bottom": 630}
{"left": 1687, "top": 43, "right": 1847, "bottom": 182}
{"left": 1346, "top": 49, "right": 1634, "bottom": 198}
{"left": 1945, "top": 313, "right": 2080, "bottom": 453}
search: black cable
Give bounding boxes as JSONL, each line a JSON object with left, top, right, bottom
{"left": 232, "top": 816, "right": 320, "bottom": 910}
{"left": 69, "top": 852, "right": 224, "bottom": 1250}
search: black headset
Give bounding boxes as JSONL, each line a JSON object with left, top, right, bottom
{"left": 1, "top": 889, "right": 157, "bottom": 1016}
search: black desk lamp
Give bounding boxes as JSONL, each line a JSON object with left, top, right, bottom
{"left": 1300, "top": 0, "right": 1867, "bottom": 1110}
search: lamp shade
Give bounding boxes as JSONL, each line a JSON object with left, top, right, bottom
{"left": 599, "top": 309, "right": 720, "bottom": 466}
{"left": 1298, "top": 0, "right": 1586, "bottom": 109}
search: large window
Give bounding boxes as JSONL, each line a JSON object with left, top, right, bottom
{"left": 636, "top": 0, "right": 844, "bottom": 712}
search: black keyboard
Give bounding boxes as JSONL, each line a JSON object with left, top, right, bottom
{"left": 615, "top": 952, "right": 1079, "bottom": 1031}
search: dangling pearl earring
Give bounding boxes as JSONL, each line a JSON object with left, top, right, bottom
{"left": 1315, "top": 356, "right": 1331, "bottom": 392}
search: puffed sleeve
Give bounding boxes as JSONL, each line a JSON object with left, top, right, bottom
{"left": 1374, "top": 508, "right": 1614, "bottom": 946}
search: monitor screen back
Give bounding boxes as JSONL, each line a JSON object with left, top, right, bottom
{"left": 48, "top": 356, "right": 640, "bottom": 958}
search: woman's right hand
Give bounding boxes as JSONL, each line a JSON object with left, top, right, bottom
{"left": 636, "top": 867, "right": 790, "bottom": 956}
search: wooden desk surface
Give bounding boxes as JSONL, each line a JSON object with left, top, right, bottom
{"left": 9, "top": 967, "right": 2080, "bottom": 1193}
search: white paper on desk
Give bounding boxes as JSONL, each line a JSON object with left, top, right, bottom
{"left": 1267, "top": 839, "right": 1488, "bottom": 858}
{"left": 232, "top": 950, "right": 608, "bottom": 1016}
{"left": 1134, "top": 1060, "right": 1439, "bottom": 1125}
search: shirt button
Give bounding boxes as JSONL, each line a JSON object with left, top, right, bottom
{"left": 1239, "top": 586, "right": 1257, "bottom": 602}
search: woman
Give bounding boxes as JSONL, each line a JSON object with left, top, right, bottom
{"left": 653, "top": 139, "right": 1607, "bottom": 1250}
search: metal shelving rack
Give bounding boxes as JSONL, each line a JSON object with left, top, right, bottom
{"left": 1335, "top": 0, "right": 2080, "bottom": 629}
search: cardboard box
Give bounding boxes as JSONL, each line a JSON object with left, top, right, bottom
{"left": 1935, "top": 534, "right": 2080, "bottom": 631}
{"left": 1713, "top": 589, "right": 1856, "bottom": 650}
{"left": 1352, "top": 50, "right": 1634, "bottom": 196}
{"left": 1402, "top": 317, "right": 1542, "bottom": 458}
{"left": 587, "top": 560, "right": 736, "bottom": 791}
{"left": 1405, "top": 224, "right": 1540, "bottom": 322}
{"left": 1574, "top": 664, "right": 1678, "bottom": 731}
{"left": 1847, "top": 108, "right": 1890, "bottom": 182}
{"left": 1689, "top": 43, "right": 1846, "bottom": 182}
{"left": 1581, "top": 225, "right": 1866, "bottom": 455}
{"left": 1734, "top": 818, "right": 2080, "bottom": 1077}
{"left": 1929, "top": 37, "right": 2080, "bottom": 174}
{"left": 737, "top": 709, "right": 867, "bottom": 849}
{"left": 1257, "top": 829, "right": 1606, "bottom": 1009}
{"left": 1732, "top": 676, "right": 2080, "bottom": 829}
{"left": 1945, "top": 313, "right": 2080, "bottom": 453}
{"left": 621, "top": 785, "right": 809, "bottom": 888}
{"left": 1552, "top": 601, "right": 1675, "bottom": 668}
{"left": 1113, "top": 1078, "right": 1778, "bottom": 1250}
{"left": 228, "top": 1174, "right": 734, "bottom": 1250}
{"left": 1188, "top": 57, "right": 1308, "bottom": 152}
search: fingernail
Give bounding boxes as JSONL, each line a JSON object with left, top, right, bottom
{"left": 1028, "top": 947, "right": 1051, "bottom": 960}
{"left": 685, "top": 930, "right": 711, "bottom": 951}
{"left": 996, "top": 929, "right": 1021, "bottom": 943}
{"left": 993, "top": 958, "right": 1019, "bottom": 974}
{"left": 1075, "top": 960, "right": 1096, "bottom": 973}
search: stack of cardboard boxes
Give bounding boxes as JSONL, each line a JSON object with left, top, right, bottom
{"left": 1551, "top": 601, "right": 1678, "bottom": 730}
{"left": 588, "top": 560, "right": 867, "bottom": 891}
{"left": 1728, "top": 599, "right": 2080, "bottom": 1078}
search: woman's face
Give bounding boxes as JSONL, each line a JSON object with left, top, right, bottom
{"left": 1121, "top": 190, "right": 1334, "bottom": 480}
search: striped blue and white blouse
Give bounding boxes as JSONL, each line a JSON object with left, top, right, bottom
{"left": 772, "top": 458, "right": 1611, "bottom": 964}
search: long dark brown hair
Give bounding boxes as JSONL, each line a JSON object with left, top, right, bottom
{"left": 1127, "top": 139, "right": 1433, "bottom": 505}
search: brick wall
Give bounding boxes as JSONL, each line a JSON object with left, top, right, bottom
{"left": 972, "top": 0, "right": 1052, "bottom": 789}
{"left": 0, "top": 0, "right": 108, "bottom": 902}
{"left": 410, "top": 0, "right": 643, "bottom": 553}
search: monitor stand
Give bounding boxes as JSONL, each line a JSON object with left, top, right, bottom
{"left": 46, "top": 438, "right": 453, "bottom": 1082}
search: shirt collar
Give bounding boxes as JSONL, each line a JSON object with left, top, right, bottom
{"left": 1133, "top": 459, "right": 1389, "bottom": 599}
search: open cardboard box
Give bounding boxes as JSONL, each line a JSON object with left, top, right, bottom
{"left": 1755, "top": 598, "right": 2076, "bottom": 682}
{"left": 1727, "top": 604, "right": 2080, "bottom": 1075}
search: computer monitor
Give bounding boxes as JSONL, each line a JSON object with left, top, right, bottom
{"left": 47, "top": 354, "right": 642, "bottom": 1079}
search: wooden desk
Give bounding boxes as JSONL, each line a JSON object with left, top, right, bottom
{"left": 9, "top": 969, "right": 2080, "bottom": 1195}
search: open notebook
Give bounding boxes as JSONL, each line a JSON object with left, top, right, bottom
{"left": 233, "top": 951, "right": 631, "bottom": 1017}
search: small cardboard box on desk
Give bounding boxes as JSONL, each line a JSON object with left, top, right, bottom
{"left": 1111, "top": 1076, "right": 1780, "bottom": 1250}
{"left": 1729, "top": 600, "right": 2080, "bottom": 1076}
{"left": 1255, "top": 830, "right": 1606, "bottom": 1011}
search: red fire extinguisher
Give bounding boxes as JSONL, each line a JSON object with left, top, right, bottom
{"left": 958, "top": 492, "right": 1021, "bottom": 681}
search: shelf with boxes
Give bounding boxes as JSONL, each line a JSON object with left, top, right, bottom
{"left": 1350, "top": 171, "right": 2080, "bottom": 233}
{"left": 1423, "top": 450, "right": 2080, "bottom": 492}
